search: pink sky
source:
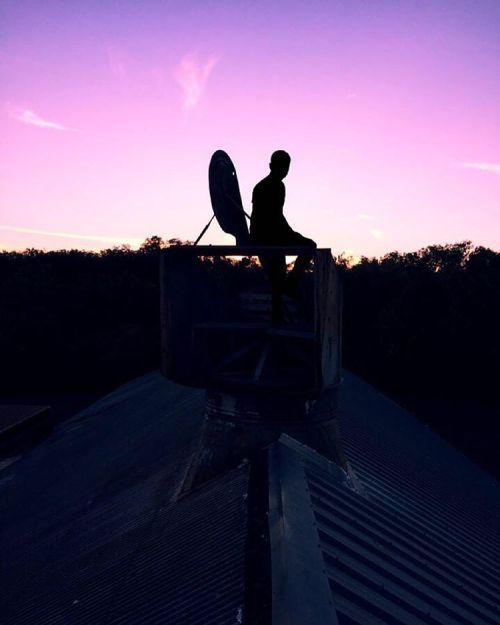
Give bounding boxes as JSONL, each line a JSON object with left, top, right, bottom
{"left": 1, "top": 0, "right": 500, "bottom": 258}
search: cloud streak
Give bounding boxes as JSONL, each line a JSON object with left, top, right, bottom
{"left": 457, "top": 162, "right": 500, "bottom": 175}
{"left": 0, "top": 225, "right": 143, "bottom": 247}
{"left": 8, "top": 105, "right": 73, "bottom": 131}
{"left": 174, "top": 53, "right": 219, "bottom": 111}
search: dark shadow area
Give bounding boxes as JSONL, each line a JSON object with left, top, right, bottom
{"left": 0, "top": 394, "right": 99, "bottom": 459}
{"left": 0, "top": 238, "right": 498, "bottom": 478}
{"left": 339, "top": 241, "right": 500, "bottom": 479}
{"left": 244, "top": 450, "right": 272, "bottom": 625}
{"left": 0, "top": 236, "right": 171, "bottom": 395}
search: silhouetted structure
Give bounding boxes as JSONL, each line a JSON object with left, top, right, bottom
{"left": 1, "top": 239, "right": 499, "bottom": 477}
{"left": 161, "top": 245, "right": 341, "bottom": 397}
{"left": 159, "top": 150, "right": 343, "bottom": 486}
{"left": 1, "top": 148, "right": 499, "bottom": 621}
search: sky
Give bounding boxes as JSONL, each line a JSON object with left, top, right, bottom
{"left": 1, "top": 0, "right": 500, "bottom": 258}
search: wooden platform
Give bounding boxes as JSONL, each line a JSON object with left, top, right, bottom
{"left": 160, "top": 246, "right": 342, "bottom": 396}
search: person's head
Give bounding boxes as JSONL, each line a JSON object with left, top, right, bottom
{"left": 269, "top": 150, "right": 291, "bottom": 180}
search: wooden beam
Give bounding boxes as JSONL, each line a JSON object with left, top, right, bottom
{"left": 163, "top": 246, "right": 329, "bottom": 257}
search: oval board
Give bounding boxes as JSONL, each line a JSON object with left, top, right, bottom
{"left": 209, "top": 150, "right": 249, "bottom": 245}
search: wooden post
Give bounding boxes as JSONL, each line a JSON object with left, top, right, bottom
{"left": 314, "top": 250, "right": 341, "bottom": 389}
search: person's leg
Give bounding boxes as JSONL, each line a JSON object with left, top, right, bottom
{"left": 259, "top": 254, "right": 287, "bottom": 323}
{"left": 286, "top": 233, "right": 316, "bottom": 294}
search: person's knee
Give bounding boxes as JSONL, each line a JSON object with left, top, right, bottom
{"left": 299, "top": 234, "right": 316, "bottom": 248}
{"left": 291, "top": 232, "right": 316, "bottom": 248}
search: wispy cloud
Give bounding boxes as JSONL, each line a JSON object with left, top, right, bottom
{"left": 173, "top": 53, "right": 219, "bottom": 111}
{"left": 8, "top": 105, "right": 74, "bottom": 131}
{"left": 457, "top": 162, "right": 500, "bottom": 175}
{"left": 371, "top": 228, "right": 383, "bottom": 240}
{"left": 0, "top": 225, "right": 143, "bottom": 247}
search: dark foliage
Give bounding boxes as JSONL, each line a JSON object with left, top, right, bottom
{"left": 0, "top": 237, "right": 171, "bottom": 393}
{"left": 339, "top": 241, "right": 500, "bottom": 402}
{"left": 0, "top": 237, "right": 263, "bottom": 394}
{"left": 338, "top": 241, "right": 500, "bottom": 478}
{"left": 2, "top": 238, "right": 498, "bottom": 398}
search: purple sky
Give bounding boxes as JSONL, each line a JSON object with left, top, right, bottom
{"left": 1, "top": 0, "right": 500, "bottom": 258}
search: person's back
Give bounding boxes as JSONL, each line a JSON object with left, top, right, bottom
{"left": 250, "top": 174, "right": 293, "bottom": 244}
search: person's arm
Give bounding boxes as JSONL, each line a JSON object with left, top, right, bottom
{"left": 277, "top": 182, "right": 295, "bottom": 235}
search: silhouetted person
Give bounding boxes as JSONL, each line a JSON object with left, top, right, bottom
{"left": 250, "top": 150, "right": 316, "bottom": 322}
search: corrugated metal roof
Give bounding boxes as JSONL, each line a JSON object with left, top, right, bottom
{"left": 3, "top": 368, "right": 499, "bottom": 624}
{"left": 1, "top": 373, "right": 249, "bottom": 625}
{"left": 332, "top": 373, "right": 500, "bottom": 624}
{"left": 268, "top": 369, "right": 500, "bottom": 625}
{"left": 0, "top": 404, "right": 50, "bottom": 436}
{"left": 268, "top": 437, "right": 340, "bottom": 625}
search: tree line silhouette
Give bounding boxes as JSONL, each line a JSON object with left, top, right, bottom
{"left": 340, "top": 241, "right": 500, "bottom": 402}
{"left": 1, "top": 237, "right": 498, "bottom": 475}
